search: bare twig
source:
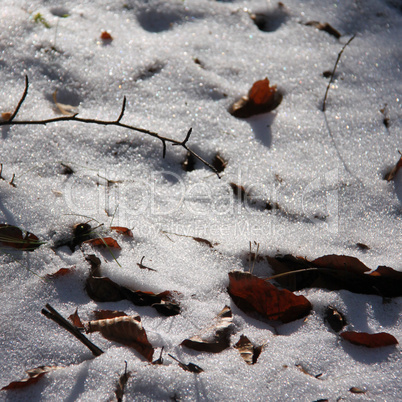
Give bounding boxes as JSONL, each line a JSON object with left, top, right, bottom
{"left": 42, "top": 303, "right": 104, "bottom": 357}
{"left": 1, "top": 76, "right": 220, "bottom": 177}
{"left": 322, "top": 34, "right": 356, "bottom": 112}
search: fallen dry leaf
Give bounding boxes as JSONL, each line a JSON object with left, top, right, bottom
{"left": 110, "top": 226, "right": 133, "bottom": 237}
{"left": 85, "top": 261, "right": 181, "bottom": 316}
{"left": 340, "top": 331, "right": 398, "bottom": 348}
{"left": 93, "top": 310, "right": 128, "bottom": 320}
{"left": 68, "top": 308, "right": 85, "bottom": 329}
{"left": 229, "top": 78, "right": 282, "bottom": 118}
{"left": 181, "top": 306, "right": 233, "bottom": 353}
{"left": 0, "top": 224, "right": 42, "bottom": 251}
{"left": 2, "top": 366, "right": 61, "bottom": 390}
{"left": 264, "top": 254, "right": 402, "bottom": 297}
{"left": 86, "top": 315, "right": 154, "bottom": 361}
{"left": 384, "top": 154, "right": 402, "bottom": 181}
{"left": 305, "top": 21, "right": 341, "bottom": 38}
{"left": 228, "top": 271, "right": 312, "bottom": 323}
{"left": 212, "top": 153, "right": 228, "bottom": 173}
{"left": 324, "top": 306, "right": 347, "bottom": 333}
{"left": 1, "top": 112, "right": 12, "bottom": 121}
{"left": 45, "top": 267, "right": 74, "bottom": 279}
{"left": 100, "top": 31, "right": 113, "bottom": 41}
{"left": 115, "top": 361, "right": 131, "bottom": 402}
{"left": 234, "top": 335, "right": 263, "bottom": 365}
{"left": 84, "top": 237, "right": 121, "bottom": 250}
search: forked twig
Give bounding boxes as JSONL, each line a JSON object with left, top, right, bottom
{"left": 322, "top": 34, "right": 356, "bottom": 112}
{"left": 1, "top": 76, "right": 220, "bottom": 177}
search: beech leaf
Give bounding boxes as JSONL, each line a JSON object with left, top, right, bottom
{"left": 181, "top": 306, "right": 233, "bottom": 353}
{"left": 0, "top": 224, "right": 42, "bottom": 251}
{"left": 86, "top": 315, "right": 154, "bottom": 361}
{"left": 2, "top": 366, "right": 61, "bottom": 390}
{"left": 234, "top": 335, "right": 263, "bottom": 365}
{"left": 45, "top": 267, "right": 74, "bottom": 279}
{"left": 340, "top": 331, "right": 398, "bottom": 348}
{"left": 84, "top": 237, "right": 121, "bottom": 250}
{"left": 229, "top": 78, "right": 282, "bottom": 118}
{"left": 111, "top": 226, "right": 133, "bottom": 237}
{"left": 228, "top": 271, "right": 312, "bottom": 323}
{"left": 68, "top": 308, "right": 85, "bottom": 329}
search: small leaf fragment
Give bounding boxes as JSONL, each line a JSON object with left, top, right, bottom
{"left": 111, "top": 226, "right": 133, "bottom": 237}
{"left": 340, "top": 331, "right": 398, "bottom": 348}
{"left": 1, "top": 366, "right": 61, "bottom": 390}
{"left": 350, "top": 387, "right": 366, "bottom": 394}
{"left": 84, "top": 237, "right": 121, "bottom": 250}
{"left": 384, "top": 154, "right": 402, "bottom": 181}
{"left": 324, "top": 306, "right": 346, "bottom": 333}
{"left": 53, "top": 90, "right": 78, "bottom": 115}
{"left": 46, "top": 267, "right": 75, "bottom": 279}
{"left": 1, "top": 112, "right": 12, "bottom": 121}
{"left": 68, "top": 308, "right": 85, "bottom": 329}
{"left": 234, "top": 335, "right": 263, "bottom": 365}
{"left": 101, "top": 31, "right": 113, "bottom": 41}
{"left": 181, "top": 306, "right": 233, "bottom": 353}
{"left": 115, "top": 361, "right": 131, "bottom": 402}
{"left": 229, "top": 78, "right": 282, "bottom": 118}
{"left": 305, "top": 21, "right": 341, "bottom": 39}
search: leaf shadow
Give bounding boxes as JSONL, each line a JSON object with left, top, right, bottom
{"left": 246, "top": 113, "right": 276, "bottom": 148}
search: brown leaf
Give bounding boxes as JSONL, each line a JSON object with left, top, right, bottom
{"left": 229, "top": 78, "right": 282, "bottom": 118}
{"left": 305, "top": 21, "right": 341, "bottom": 39}
{"left": 234, "top": 335, "right": 263, "bottom": 365}
{"left": 384, "top": 155, "right": 402, "bottom": 181}
{"left": 0, "top": 224, "right": 42, "bottom": 251}
{"left": 101, "top": 31, "right": 113, "bottom": 41}
{"left": 68, "top": 308, "right": 85, "bottom": 329}
{"left": 86, "top": 315, "right": 154, "bottom": 361}
{"left": 1, "top": 366, "right": 61, "bottom": 390}
{"left": 212, "top": 153, "right": 228, "bottom": 173}
{"left": 228, "top": 271, "right": 312, "bottom": 323}
{"left": 86, "top": 276, "right": 125, "bottom": 302}
{"left": 93, "top": 310, "right": 128, "bottom": 320}
{"left": 350, "top": 387, "right": 366, "bottom": 394}
{"left": 110, "top": 226, "right": 133, "bottom": 237}
{"left": 192, "top": 237, "right": 216, "bottom": 248}
{"left": 84, "top": 237, "right": 121, "bottom": 250}
{"left": 45, "top": 267, "right": 75, "bottom": 279}
{"left": 1, "top": 112, "right": 12, "bottom": 121}
{"left": 324, "top": 306, "right": 347, "bottom": 333}
{"left": 340, "top": 331, "right": 398, "bottom": 348}
{"left": 266, "top": 254, "right": 402, "bottom": 297}
{"left": 181, "top": 306, "right": 233, "bottom": 353}
{"left": 115, "top": 361, "right": 131, "bottom": 402}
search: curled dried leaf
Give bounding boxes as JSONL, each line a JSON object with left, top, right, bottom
{"left": 2, "top": 366, "right": 62, "bottom": 390}
{"left": 340, "top": 331, "right": 398, "bottom": 348}
{"left": 181, "top": 306, "right": 233, "bottom": 353}
{"left": 0, "top": 224, "right": 42, "bottom": 251}
{"left": 234, "top": 335, "right": 263, "bottom": 365}
{"left": 86, "top": 315, "right": 154, "bottom": 361}
{"left": 84, "top": 237, "right": 121, "bottom": 250}
{"left": 229, "top": 78, "right": 282, "bottom": 118}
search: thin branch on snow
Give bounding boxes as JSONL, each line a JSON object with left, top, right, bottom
{"left": 322, "top": 34, "right": 356, "bottom": 112}
{"left": 0, "top": 76, "right": 221, "bottom": 177}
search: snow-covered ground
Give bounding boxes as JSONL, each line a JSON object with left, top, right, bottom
{"left": 1, "top": 0, "right": 401, "bottom": 400}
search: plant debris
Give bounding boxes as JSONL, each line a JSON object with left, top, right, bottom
{"left": 0, "top": 224, "right": 42, "bottom": 251}
{"left": 324, "top": 306, "right": 347, "bottom": 332}
{"left": 340, "top": 331, "right": 398, "bottom": 348}
{"left": 305, "top": 21, "right": 341, "bottom": 38}
{"left": 168, "top": 354, "right": 204, "bottom": 374}
{"left": 384, "top": 152, "right": 402, "bottom": 181}
{"left": 234, "top": 335, "right": 263, "bottom": 365}
{"left": 228, "top": 271, "right": 312, "bottom": 323}
{"left": 2, "top": 366, "right": 62, "bottom": 390}
{"left": 229, "top": 78, "right": 282, "bottom": 118}
{"left": 181, "top": 306, "right": 233, "bottom": 353}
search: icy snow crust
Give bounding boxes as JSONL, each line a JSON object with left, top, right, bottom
{"left": 0, "top": 0, "right": 401, "bottom": 400}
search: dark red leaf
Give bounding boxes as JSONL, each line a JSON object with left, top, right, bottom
{"left": 340, "top": 331, "right": 398, "bottom": 348}
{"left": 100, "top": 31, "right": 113, "bottom": 41}
{"left": 68, "top": 308, "right": 84, "bottom": 328}
{"left": 228, "top": 271, "right": 312, "bottom": 323}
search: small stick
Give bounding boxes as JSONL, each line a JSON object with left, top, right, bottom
{"left": 8, "top": 75, "right": 29, "bottom": 122}
{"left": 42, "top": 303, "right": 104, "bottom": 357}
{"left": 322, "top": 34, "right": 356, "bottom": 112}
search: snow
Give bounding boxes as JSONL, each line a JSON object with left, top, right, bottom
{"left": 1, "top": 0, "right": 401, "bottom": 400}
